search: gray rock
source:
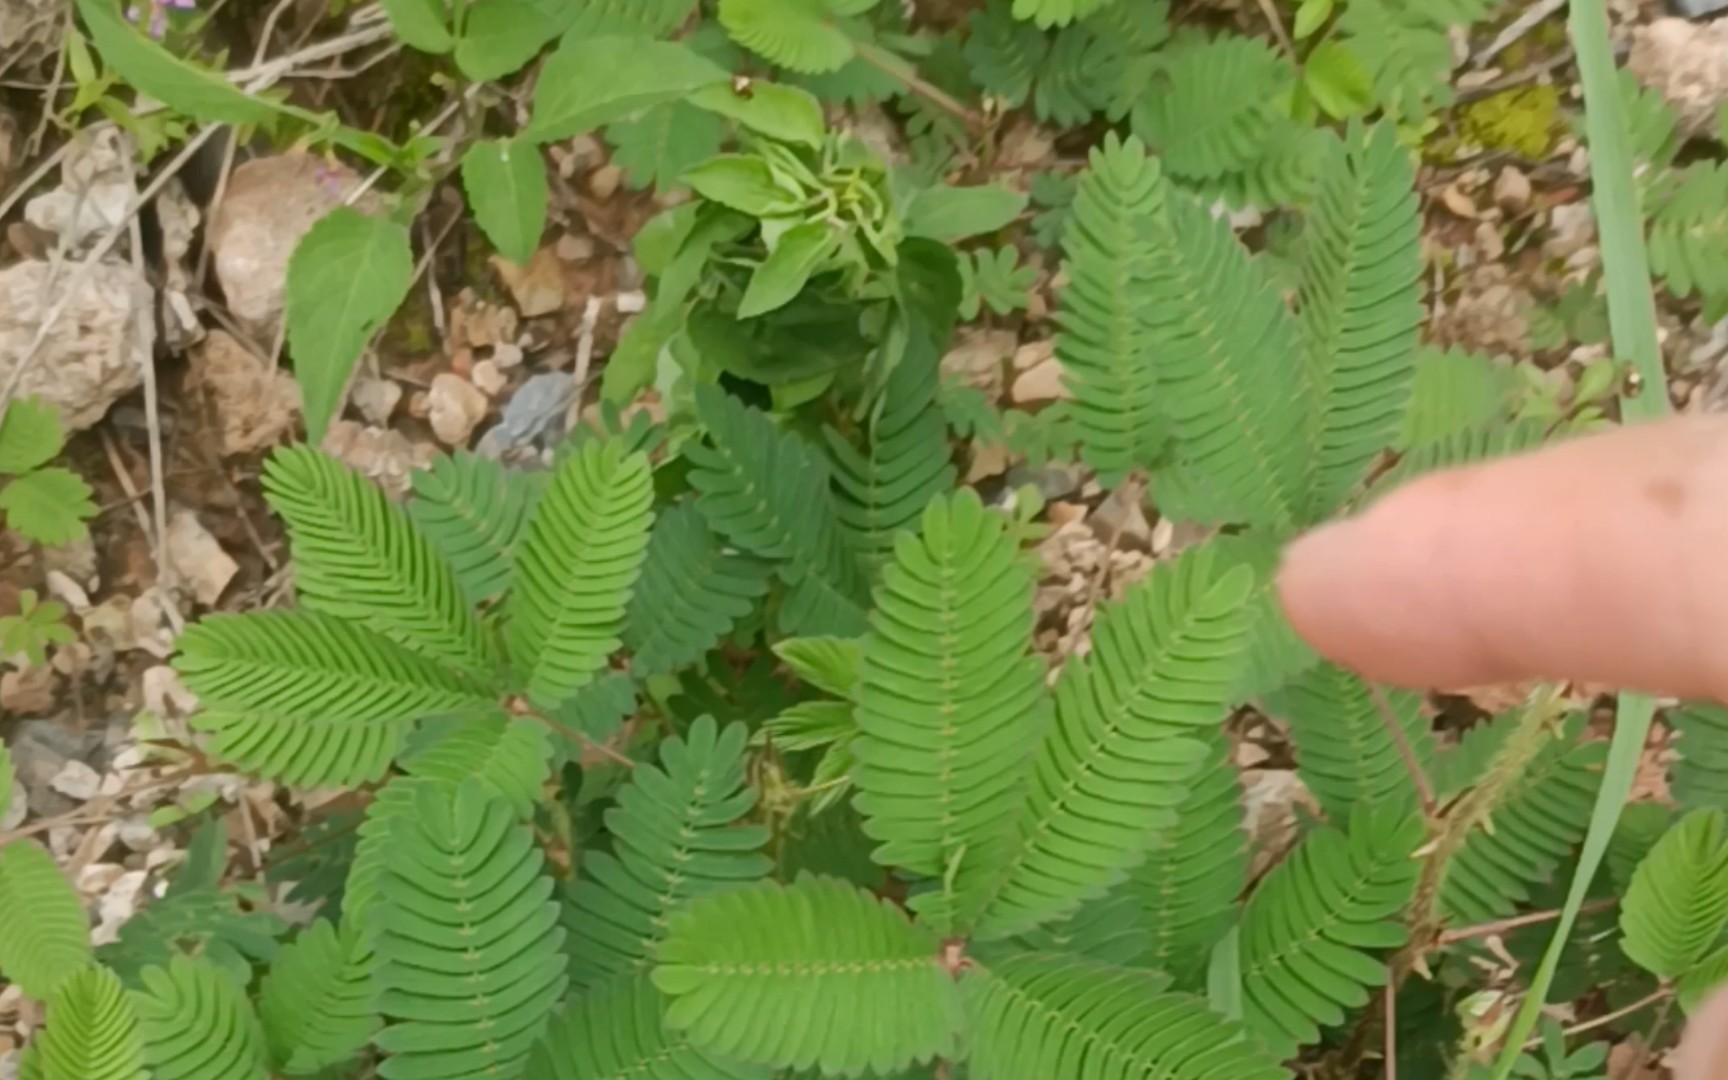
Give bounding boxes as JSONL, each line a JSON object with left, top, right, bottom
{"left": 486, "top": 371, "right": 577, "bottom": 453}
{"left": 1005, "top": 462, "right": 1084, "bottom": 501}
{"left": 9, "top": 718, "right": 106, "bottom": 819}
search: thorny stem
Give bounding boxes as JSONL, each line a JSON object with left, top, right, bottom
{"left": 534, "top": 711, "right": 636, "bottom": 769}
{"left": 1524, "top": 987, "right": 1669, "bottom": 1049}
{"left": 852, "top": 41, "right": 984, "bottom": 134}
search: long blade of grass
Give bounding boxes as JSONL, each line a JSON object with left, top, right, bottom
{"left": 1486, "top": 0, "right": 1669, "bottom": 1074}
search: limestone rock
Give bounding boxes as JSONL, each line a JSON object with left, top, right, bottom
{"left": 186, "top": 330, "right": 301, "bottom": 456}
{"left": 1010, "top": 356, "right": 1071, "bottom": 405}
{"left": 428, "top": 373, "right": 490, "bottom": 446}
{"left": 941, "top": 328, "right": 1016, "bottom": 399}
{"left": 166, "top": 510, "right": 239, "bottom": 608}
{"left": 209, "top": 154, "right": 382, "bottom": 339}
{"left": 0, "top": 258, "right": 152, "bottom": 431}
{"left": 320, "top": 420, "right": 437, "bottom": 498}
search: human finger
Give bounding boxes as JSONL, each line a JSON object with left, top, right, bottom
{"left": 1275, "top": 415, "right": 1728, "bottom": 701}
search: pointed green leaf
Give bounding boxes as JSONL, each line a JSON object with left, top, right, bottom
{"left": 739, "top": 222, "right": 838, "bottom": 318}
{"left": 688, "top": 80, "right": 826, "bottom": 149}
{"left": 455, "top": 0, "right": 559, "bottom": 79}
{"left": 379, "top": 0, "right": 453, "bottom": 52}
{"left": 285, "top": 210, "right": 414, "bottom": 446}
{"left": 461, "top": 139, "right": 549, "bottom": 266}
{"left": 0, "top": 466, "right": 95, "bottom": 545}
{"left": 683, "top": 155, "right": 798, "bottom": 216}
{"left": 76, "top": 0, "right": 281, "bottom": 123}
{"left": 527, "top": 36, "right": 727, "bottom": 142}
{"left": 903, "top": 184, "right": 1027, "bottom": 242}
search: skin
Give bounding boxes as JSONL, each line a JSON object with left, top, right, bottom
{"left": 1273, "top": 414, "right": 1728, "bottom": 1079}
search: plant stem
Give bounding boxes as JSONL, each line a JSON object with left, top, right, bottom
{"left": 1437, "top": 898, "right": 1616, "bottom": 946}
{"left": 1527, "top": 987, "right": 1669, "bottom": 1049}
{"left": 852, "top": 41, "right": 984, "bottom": 133}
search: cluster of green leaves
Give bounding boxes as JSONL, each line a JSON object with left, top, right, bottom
{"left": 0, "top": 398, "right": 96, "bottom": 548}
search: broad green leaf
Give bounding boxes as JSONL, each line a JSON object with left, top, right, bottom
{"left": 285, "top": 209, "right": 414, "bottom": 446}
{"left": 461, "top": 139, "right": 548, "bottom": 266}
{"left": 0, "top": 398, "right": 63, "bottom": 474}
{"left": 682, "top": 155, "right": 798, "bottom": 216}
{"left": 1304, "top": 42, "right": 1375, "bottom": 119}
{"left": 689, "top": 81, "right": 826, "bottom": 149}
{"left": 740, "top": 222, "right": 838, "bottom": 318}
{"left": 902, "top": 184, "right": 1027, "bottom": 242}
{"left": 1293, "top": 0, "right": 1333, "bottom": 38}
{"left": 76, "top": 0, "right": 281, "bottom": 124}
{"left": 527, "top": 36, "right": 727, "bottom": 142}
{"left": 0, "top": 467, "right": 95, "bottom": 545}
{"left": 455, "top": 0, "right": 560, "bottom": 80}
{"left": 380, "top": 0, "right": 453, "bottom": 52}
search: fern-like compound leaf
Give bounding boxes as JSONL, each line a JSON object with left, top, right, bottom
{"left": 686, "top": 385, "right": 869, "bottom": 636}
{"left": 34, "top": 966, "right": 146, "bottom": 1080}
{"left": 977, "top": 545, "right": 1253, "bottom": 940}
{"left": 622, "top": 501, "right": 774, "bottom": 678}
{"left": 824, "top": 342, "right": 956, "bottom": 563}
{"left": 564, "top": 715, "right": 772, "bottom": 987}
{"left": 1132, "top": 35, "right": 1289, "bottom": 181}
{"left": 963, "top": 952, "right": 1287, "bottom": 1080}
{"left": 257, "top": 919, "right": 377, "bottom": 1077}
{"left": 1373, "top": 418, "right": 1551, "bottom": 497}
{"left": 526, "top": 974, "right": 769, "bottom": 1080}
{"left": 1126, "top": 731, "right": 1247, "bottom": 986}
{"left": 1138, "top": 161, "right": 1304, "bottom": 528}
{"left": 372, "top": 779, "right": 568, "bottom": 1080}
{"left": 1264, "top": 663, "right": 1434, "bottom": 822}
{"left": 655, "top": 876, "right": 963, "bottom": 1075}
{"left": 340, "top": 777, "right": 423, "bottom": 928}
{"left": 1053, "top": 134, "right": 1167, "bottom": 482}
{"left": 408, "top": 451, "right": 541, "bottom": 605}
{"left": 0, "top": 839, "right": 93, "bottom": 1001}
{"left": 262, "top": 446, "right": 495, "bottom": 674}
{"left": 507, "top": 439, "right": 655, "bottom": 708}
{"left": 133, "top": 956, "right": 270, "bottom": 1080}
{"left": 1239, "top": 805, "right": 1423, "bottom": 1059}
{"left": 717, "top": 0, "right": 862, "bottom": 74}
{"left": 1294, "top": 123, "right": 1423, "bottom": 523}
{"left": 1671, "top": 703, "right": 1728, "bottom": 813}
{"left": 963, "top": 1, "right": 1045, "bottom": 107}
{"left": 1439, "top": 713, "right": 1604, "bottom": 925}
{"left": 1621, "top": 809, "right": 1728, "bottom": 979}
{"left": 853, "top": 490, "right": 1043, "bottom": 929}
{"left": 1009, "top": 0, "right": 1119, "bottom": 30}
{"left": 1650, "top": 161, "right": 1728, "bottom": 313}
{"left": 175, "top": 611, "right": 494, "bottom": 787}
{"left": 1398, "top": 347, "right": 1518, "bottom": 452}
{"left": 400, "top": 713, "right": 552, "bottom": 820}
{"left": 1211, "top": 531, "right": 1317, "bottom": 701}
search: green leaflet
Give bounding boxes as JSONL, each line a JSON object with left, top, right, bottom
{"left": 525, "top": 974, "right": 769, "bottom": 1079}
{"left": 0, "top": 840, "right": 94, "bottom": 1001}
{"left": 1126, "top": 731, "right": 1247, "bottom": 987}
{"left": 284, "top": 210, "right": 415, "bottom": 447}
{"left": 902, "top": 184, "right": 1028, "bottom": 242}
{"left": 0, "top": 397, "right": 63, "bottom": 474}
{"left": 1671, "top": 703, "right": 1728, "bottom": 812}
{"left": 1620, "top": 809, "right": 1728, "bottom": 979}
{"left": 853, "top": 490, "right": 1044, "bottom": 931}
{"left": 1264, "top": 662, "right": 1434, "bottom": 822}
{"left": 1050, "top": 134, "right": 1166, "bottom": 482}
{"left": 379, "top": 0, "right": 453, "bottom": 52}
{"left": 407, "top": 451, "right": 543, "bottom": 606}
{"left": 622, "top": 501, "right": 774, "bottom": 678}
{"left": 563, "top": 716, "right": 771, "bottom": 986}
{"left": 264, "top": 445, "right": 496, "bottom": 673}
{"left": 0, "top": 466, "right": 95, "bottom": 546}
{"left": 34, "top": 966, "right": 146, "bottom": 1080}
{"left": 460, "top": 139, "right": 549, "bottom": 266}
{"left": 1131, "top": 35, "right": 1290, "bottom": 181}
{"left": 976, "top": 545, "right": 1254, "bottom": 940}
{"left": 372, "top": 780, "right": 567, "bottom": 1080}
{"left": 962, "top": 953, "right": 1286, "bottom": 1080}
{"left": 257, "top": 919, "right": 378, "bottom": 1077}
{"left": 133, "top": 956, "right": 270, "bottom": 1080}
{"left": 686, "top": 386, "right": 869, "bottom": 637}
{"left": 1293, "top": 122, "right": 1423, "bottom": 523}
{"left": 175, "top": 611, "right": 493, "bottom": 787}
{"left": 1239, "top": 805, "right": 1423, "bottom": 1059}
{"left": 718, "top": 0, "right": 862, "bottom": 74}
{"left": 655, "top": 876, "right": 963, "bottom": 1074}
{"left": 506, "top": 439, "right": 655, "bottom": 708}
{"left": 606, "top": 102, "right": 727, "bottom": 191}
{"left": 400, "top": 713, "right": 553, "bottom": 820}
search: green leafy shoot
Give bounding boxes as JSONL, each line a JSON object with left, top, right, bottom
{"left": 1, "top": 589, "right": 76, "bottom": 668}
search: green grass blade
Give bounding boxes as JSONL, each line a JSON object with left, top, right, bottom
{"left": 1488, "top": 0, "right": 1668, "bottom": 1073}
